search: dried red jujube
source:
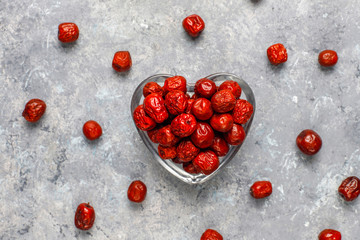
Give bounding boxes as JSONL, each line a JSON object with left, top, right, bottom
{"left": 182, "top": 14, "right": 205, "bottom": 38}
{"left": 232, "top": 99, "right": 253, "bottom": 124}
{"left": 338, "top": 176, "right": 360, "bottom": 201}
{"left": 74, "top": 203, "right": 95, "bottom": 230}
{"left": 224, "top": 123, "right": 246, "bottom": 145}
{"left": 158, "top": 145, "right": 177, "bottom": 160}
{"left": 191, "top": 122, "right": 215, "bottom": 149}
{"left": 143, "top": 93, "right": 169, "bottom": 124}
{"left": 210, "top": 113, "right": 234, "bottom": 132}
{"left": 218, "top": 80, "right": 242, "bottom": 99}
{"left": 194, "top": 78, "right": 217, "bottom": 98}
{"left": 157, "top": 125, "right": 179, "bottom": 147}
{"left": 22, "top": 99, "right": 47, "bottom": 122}
{"left": 176, "top": 139, "right": 200, "bottom": 162}
{"left": 143, "top": 82, "right": 164, "bottom": 98}
{"left": 250, "top": 181, "right": 272, "bottom": 199}
{"left": 58, "top": 23, "right": 79, "bottom": 43}
{"left": 210, "top": 136, "right": 229, "bottom": 157}
{"left": 183, "top": 162, "right": 201, "bottom": 174}
{"left": 171, "top": 113, "right": 197, "bottom": 137}
{"left": 112, "top": 51, "right": 132, "bottom": 72}
{"left": 192, "top": 98, "right": 213, "bottom": 120}
{"left": 267, "top": 43, "right": 288, "bottom": 65}
{"left": 200, "top": 229, "right": 223, "bottom": 240}
{"left": 193, "top": 150, "right": 219, "bottom": 175}
{"left": 211, "top": 90, "right": 236, "bottom": 113}
{"left": 133, "top": 105, "right": 156, "bottom": 131}
{"left": 165, "top": 90, "right": 188, "bottom": 115}
{"left": 163, "top": 76, "right": 187, "bottom": 94}
{"left": 127, "top": 180, "right": 147, "bottom": 203}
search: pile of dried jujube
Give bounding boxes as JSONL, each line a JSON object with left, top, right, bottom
{"left": 18, "top": 12, "right": 358, "bottom": 240}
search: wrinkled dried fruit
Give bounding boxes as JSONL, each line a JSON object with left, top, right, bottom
{"left": 318, "top": 229, "right": 342, "bottom": 240}
{"left": 147, "top": 127, "right": 161, "bottom": 143}
{"left": 191, "top": 122, "right": 215, "bottom": 149}
{"left": 296, "top": 129, "right": 322, "bottom": 155}
{"left": 182, "top": 14, "right": 205, "bottom": 38}
{"left": 158, "top": 145, "right": 177, "bottom": 160}
{"left": 185, "top": 99, "right": 195, "bottom": 114}
{"left": 176, "top": 139, "right": 200, "bottom": 162}
{"left": 250, "top": 181, "right": 272, "bottom": 199}
{"left": 218, "top": 80, "right": 242, "bottom": 99}
{"left": 171, "top": 113, "right": 197, "bottom": 137}
{"left": 133, "top": 105, "right": 156, "bottom": 131}
{"left": 143, "top": 93, "right": 169, "bottom": 123}
{"left": 112, "top": 51, "right": 132, "bottom": 72}
{"left": 210, "top": 136, "right": 229, "bottom": 157}
{"left": 201, "top": 229, "right": 223, "bottom": 240}
{"left": 210, "top": 113, "right": 234, "bottom": 132}
{"left": 157, "top": 125, "right": 179, "bottom": 147}
{"left": 232, "top": 99, "right": 253, "bottom": 124}
{"left": 224, "top": 123, "right": 246, "bottom": 145}
{"left": 192, "top": 98, "right": 213, "bottom": 120}
{"left": 22, "top": 99, "right": 46, "bottom": 122}
{"left": 74, "top": 203, "right": 95, "bottom": 230}
{"left": 163, "top": 76, "right": 187, "bottom": 94}
{"left": 193, "top": 150, "right": 219, "bottom": 175}
{"left": 127, "top": 180, "right": 147, "bottom": 203}
{"left": 267, "top": 43, "right": 287, "bottom": 65}
{"left": 211, "top": 90, "right": 236, "bottom": 113}
{"left": 183, "top": 162, "right": 201, "bottom": 174}
{"left": 318, "top": 50, "right": 338, "bottom": 67}
{"left": 338, "top": 176, "right": 360, "bottom": 201}
{"left": 143, "top": 82, "right": 164, "bottom": 97}
{"left": 83, "top": 120, "right": 102, "bottom": 140}
{"left": 165, "top": 90, "right": 188, "bottom": 115}
{"left": 58, "top": 23, "right": 79, "bottom": 43}
{"left": 194, "top": 78, "right": 217, "bottom": 98}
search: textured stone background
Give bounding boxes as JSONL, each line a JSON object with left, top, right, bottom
{"left": 1, "top": 0, "right": 360, "bottom": 239}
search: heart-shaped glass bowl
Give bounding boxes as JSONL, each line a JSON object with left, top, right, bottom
{"left": 131, "top": 73, "right": 256, "bottom": 184}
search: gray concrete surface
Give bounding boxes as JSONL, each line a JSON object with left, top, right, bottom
{"left": 1, "top": 0, "right": 360, "bottom": 239}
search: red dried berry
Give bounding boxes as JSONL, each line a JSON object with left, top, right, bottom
{"left": 192, "top": 98, "right": 214, "bottom": 120}
{"left": 143, "top": 93, "right": 169, "bottom": 124}
{"left": 191, "top": 122, "right": 215, "bottom": 149}
{"left": 210, "top": 136, "right": 229, "bottom": 157}
{"left": 165, "top": 90, "right": 188, "bottom": 115}
{"left": 185, "top": 99, "right": 195, "bottom": 114}
{"left": 218, "top": 80, "right": 242, "bottom": 99}
{"left": 112, "top": 51, "right": 132, "bottom": 72}
{"left": 147, "top": 127, "right": 161, "bottom": 143}
{"left": 224, "top": 123, "right": 246, "bottom": 145}
{"left": 182, "top": 14, "right": 205, "bottom": 38}
{"left": 232, "top": 99, "right": 254, "bottom": 124}
{"left": 318, "top": 50, "right": 338, "bottom": 67}
{"left": 338, "top": 176, "right": 360, "bottom": 201}
{"left": 250, "top": 181, "right": 272, "bottom": 199}
{"left": 176, "top": 139, "right": 200, "bottom": 162}
{"left": 157, "top": 125, "right": 179, "bottom": 147}
{"left": 143, "top": 82, "right": 164, "bottom": 98}
{"left": 267, "top": 43, "right": 288, "bottom": 65}
{"left": 127, "top": 180, "right": 147, "bottom": 203}
{"left": 194, "top": 78, "right": 217, "bottom": 98}
{"left": 133, "top": 105, "right": 156, "bottom": 131}
{"left": 318, "top": 229, "right": 342, "bottom": 240}
{"left": 163, "top": 76, "right": 187, "bottom": 94}
{"left": 183, "top": 162, "right": 201, "bottom": 174}
{"left": 83, "top": 120, "right": 102, "bottom": 140}
{"left": 74, "top": 203, "right": 95, "bottom": 230}
{"left": 158, "top": 145, "right": 177, "bottom": 160}
{"left": 201, "top": 229, "right": 223, "bottom": 240}
{"left": 296, "top": 129, "right": 322, "bottom": 155}
{"left": 171, "top": 113, "right": 197, "bottom": 137}
{"left": 58, "top": 23, "right": 79, "bottom": 43}
{"left": 22, "top": 99, "right": 46, "bottom": 122}
{"left": 211, "top": 90, "right": 236, "bottom": 113}
{"left": 193, "top": 150, "right": 219, "bottom": 175}
{"left": 210, "top": 113, "right": 234, "bottom": 132}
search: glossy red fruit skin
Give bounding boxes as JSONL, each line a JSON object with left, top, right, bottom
{"left": 194, "top": 78, "right": 217, "bottom": 98}
{"left": 296, "top": 129, "right": 322, "bottom": 155}
{"left": 232, "top": 99, "right": 254, "bottom": 124}
{"left": 338, "top": 176, "right": 360, "bottom": 201}
{"left": 224, "top": 123, "right": 246, "bottom": 145}
{"left": 250, "top": 181, "right": 272, "bottom": 199}
{"left": 127, "top": 180, "right": 147, "bottom": 203}
{"left": 182, "top": 14, "right": 205, "bottom": 38}
{"left": 210, "top": 113, "right": 234, "bottom": 132}
{"left": 171, "top": 113, "right": 197, "bottom": 137}
{"left": 318, "top": 50, "right": 338, "bottom": 67}
{"left": 83, "top": 120, "right": 102, "bottom": 140}
{"left": 192, "top": 98, "right": 214, "bottom": 120}
{"left": 163, "top": 76, "right": 187, "bottom": 94}
{"left": 157, "top": 125, "right": 179, "bottom": 147}
{"left": 193, "top": 150, "right": 219, "bottom": 175}
{"left": 183, "top": 162, "right": 201, "bottom": 174}
{"left": 318, "top": 229, "right": 342, "bottom": 240}
{"left": 211, "top": 90, "right": 236, "bottom": 113}
{"left": 210, "top": 136, "right": 229, "bottom": 157}
{"left": 176, "top": 139, "right": 200, "bottom": 162}
{"left": 74, "top": 203, "right": 95, "bottom": 230}
{"left": 158, "top": 145, "right": 177, "bottom": 160}
{"left": 165, "top": 90, "right": 188, "bottom": 115}
{"left": 22, "top": 99, "right": 46, "bottom": 122}
{"left": 201, "top": 229, "right": 223, "bottom": 240}
{"left": 218, "top": 80, "right": 242, "bottom": 99}
{"left": 58, "top": 23, "right": 79, "bottom": 43}
{"left": 112, "top": 51, "right": 132, "bottom": 72}
{"left": 185, "top": 99, "right": 195, "bottom": 114}
{"left": 143, "top": 82, "right": 164, "bottom": 98}
{"left": 133, "top": 105, "right": 156, "bottom": 131}
{"left": 143, "top": 93, "right": 169, "bottom": 123}
{"left": 191, "top": 122, "right": 215, "bottom": 149}
{"left": 267, "top": 43, "right": 288, "bottom": 65}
